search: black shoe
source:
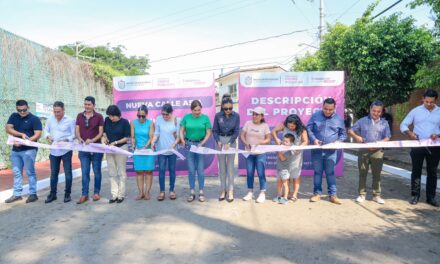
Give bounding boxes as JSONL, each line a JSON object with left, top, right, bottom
{"left": 45, "top": 194, "right": 57, "bottom": 204}
{"left": 26, "top": 194, "right": 38, "bottom": 203}
{"left": 64, "top": 194, "right": 71, "bottom": 203}
{"left": 117, "top": 198, "right": 124, "bottom": 203}
{"left": 410, "top": 195, "right": 419, "bottom": 205}
{"left": 109, "top": 198, "right": 118, "bottom": 204}
{"left": 427, "top": 199, "right": 440, "bottom": 207}
{"left": 5, "top": 195, "right": 22, "bottom": 203}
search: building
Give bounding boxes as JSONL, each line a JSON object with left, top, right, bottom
{"left": 215, "top": 66, "right": 286, "bottom": 106}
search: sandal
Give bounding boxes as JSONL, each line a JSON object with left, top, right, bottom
{"left": 187, "top": 193, "right": 196, "bottom": 202}
{"left": 144, "top": 193, "right": 151, "bottom": 200}
{"left": 157, "top": 192, "right": 165, "bottom": 201}
{"left": 290, "top": 196, "right": 298, "bottom": 202}
{"left": 135, "top": 194, "right": 145, "bottom": 200}
{"left": 169, "top": 191, "right": 177, "bottom": 200}
{"left": 199, "top": 193, "right": 205, "bottom": 202}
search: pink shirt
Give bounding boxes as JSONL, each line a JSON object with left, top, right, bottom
{"left": 243, "top": 121, "right": 270, "bottom": 146}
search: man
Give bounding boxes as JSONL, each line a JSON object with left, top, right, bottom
{"left": 307, "top": 98, "right": 346, "bottom": 204}
{"left": 44, "top": 101, "right": 76, "bottom": 203}
{"left": 348, "top": 100, "right": 391, "bottom": 205}
{"left": 400, "top": 89, "right": 440, "bottom": 207}
{"left": 76, "top": 96, "right": 104, "bottom": 204}
{"left": 4, "top": 100, "right": 42, "bottom": 203}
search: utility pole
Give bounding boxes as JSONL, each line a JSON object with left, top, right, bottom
{"left": 319, "top": 0, "right": 324, "bottom": 44}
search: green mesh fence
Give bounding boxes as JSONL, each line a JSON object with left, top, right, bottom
{"left": 0, "top": 28, "right": 112, "bottom": 168}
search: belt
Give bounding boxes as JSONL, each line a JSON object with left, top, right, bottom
{"left": 219, "top": 133, "right": 233, "bottom": 137}
{"left": 185, "top": 138, "right": 203, "bottom": 142}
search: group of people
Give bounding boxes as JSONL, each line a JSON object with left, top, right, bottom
{"left": 4, "top": 89, "right": 440, "bottom": 207}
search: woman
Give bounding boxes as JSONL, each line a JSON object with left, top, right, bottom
{"left": 131, "top": 105, "right": 155, "bottom": 200}
{"left": 271, "top": 114, "right": 308, "bottom": 201}
{"left": 212, "top": 94, "right": 240, "bottom": 202}
{"left": 240, "top": 106, "right": 271, "bottom": 203}
{"left": 180, "top": 100, "right": 212, "bottom": 203}
{"left": 151, "top": 103, "right": 180, "bottom": 201}
{"left": 102, "top": 105, "right": 130, "bottom": 204}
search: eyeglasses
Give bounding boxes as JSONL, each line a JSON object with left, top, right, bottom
{"left": 17, "top": 109, "right": 28, "bottom": 113}
{"left": 161, "top": 112, "right": 170, "bottom": 116}
{"left": 223, "top": 107, "right": 233, "bottom": 111}
{"left": 137, "top": 115, "right": 146, "bottom": 119}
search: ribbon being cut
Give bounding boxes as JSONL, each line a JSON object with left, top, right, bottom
{"left": 7, "top": 135, "right": 185, "bottom": 159}
{"left": 7, "top": 135, "right": 440, "bottom": 157}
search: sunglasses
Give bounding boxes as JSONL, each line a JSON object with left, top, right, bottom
{"left": 252, "top": 113, "right": 261, "bottom": 116}
{"left": 137, "top": 115, "right": 146, "bottom": 119}
{"left": 17, "top": 109, "right": 28, "bottom": 113}
{"left": 223, "top": 107, "right": 233, "bottom": 111}
{"left": 161, "top": 112, "right": 170, "bottom": 116}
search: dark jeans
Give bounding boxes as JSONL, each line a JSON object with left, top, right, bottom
{"left": 49, "top": 151, "right": 73, "bottom": 195}
{"left": 312, "top": 149, "right": 337, "bottom": 196}
{"left": 158, "top": 154, "right": 177, "bottom": 192}
{"left": 78, "top": 151, "right": 104, "bottom": 196}
{"left": 410, "top": 147, "right": 440, "bottom": 200}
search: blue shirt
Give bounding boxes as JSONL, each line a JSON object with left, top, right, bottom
{"left": 44, "top": 114, "right": 76, "bottom": 156}
{"left": 400, "top": 105, "right": 440, "bottom": 139}
{"left": 212, "top": 111, "right": 240, "bottom": 144}
{"left": 154, "top": 115, "right": 181, "bottom": 155}
{"left": 351, "top": 115, "right": 391, "bottom": 143}
{"left": 307, "top": 111, "right": 346, "bottom": 144}
{"left": 7, "top": 112, "right": 42, "bottom": 152}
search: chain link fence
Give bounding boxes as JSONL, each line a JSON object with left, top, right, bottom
{"left": 0, "top": 28, "right": 112, "bottom": 168}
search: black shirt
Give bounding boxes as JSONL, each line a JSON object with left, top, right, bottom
{"left": 104, "top": 117, "right": 130, "bottom": 147}
{"left": 7, "top": 112, "right": 43, "bottom": 152}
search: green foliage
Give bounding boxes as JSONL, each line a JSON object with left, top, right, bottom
{"left": 292, "top": 5, "right": 435, "bottom": 118}
{"left": 290, "top": 52, "right": 323, "bottom": 71}
{"left": 58, "top": 44, "right": 150, "bottom": 91}
{"left": 410, "top": 1, "right": 440, "bottom": 89}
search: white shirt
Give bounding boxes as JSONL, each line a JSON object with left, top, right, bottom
{"left": 400, "top": 105, "right": 440, "bottom": 139}
{"left": 44, "top": 114, "right": 76, "bottom": 156}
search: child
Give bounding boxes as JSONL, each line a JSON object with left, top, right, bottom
{"left": 274, "top": 134, "right": 296, "bottom": 205}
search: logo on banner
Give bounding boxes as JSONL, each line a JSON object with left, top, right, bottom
{"left": 118, "top": 80, "right": 126, "bottom": 90}
{"left": 245, "top": 76, "right": 252, "bottom": 85}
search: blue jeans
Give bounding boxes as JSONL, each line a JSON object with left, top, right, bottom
{"left": 246, "top": 154, "right": 267, "bottom": 191}
{"left": 11, "top": 149, "right": 37, "bottom": 196}
{"left": 312, "top": 149, "right": 337, "bottom": 196}
{"left": 78, "top": 151, "right": 103, "bottom": 196}
{"left": 49, "top": 151, "right": 73, "bottom": 195}
{"left": 186, "top": 142, "right": 205, "bottom": 191}
{"left": 158, "top": 154, "right": 177, "bottom": 192}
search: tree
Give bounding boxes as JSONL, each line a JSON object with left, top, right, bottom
{"left": 58, "top": 44, "right": 150, "bottom": 76}
{"left": 292, "top": 5, "right": 435, "bottom": 118}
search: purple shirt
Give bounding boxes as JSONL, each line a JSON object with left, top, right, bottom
{"left": 352, "top": 115, "right": 391, "bottom": 142}
{"left": 76, "top": 111, "right": 104, "bottom": 141}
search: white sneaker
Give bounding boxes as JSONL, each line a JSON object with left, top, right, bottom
{"left": 355, "top": 195, "right": 365, "bottom": 203}
{"left": 256, "top": 192, "right": 266, "bottom": 203}
{"left": 373, "top": 196, "right": 385, "bottom": 204}
{"left": 242, "top": 192, "right": 254, "bottom": 201}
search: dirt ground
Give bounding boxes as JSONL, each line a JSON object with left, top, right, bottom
{"left": 0, "top": 159, "right": 439, "bottom": 264}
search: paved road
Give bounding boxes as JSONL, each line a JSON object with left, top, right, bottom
{"left": 0, "top": 159, "right": 439, "bottom": 264}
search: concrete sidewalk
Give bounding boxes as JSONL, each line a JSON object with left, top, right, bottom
{"left": 0, "top": 159, "right": 439, "bottom": 264}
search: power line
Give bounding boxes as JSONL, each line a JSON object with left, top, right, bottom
{"left": 82, "top": 0, "right": 220, "bottom": 43}
{"left": 149, "top": 29, "right": 312, "bottom": 63}
{"left": 90, "top": 0, "right": 265, "bottom": 46}
{"left": 372, "top": 0, "right": 403, "bottom": 20}
{"left": 333, "top": 0, "right": 362, "bottom": 22}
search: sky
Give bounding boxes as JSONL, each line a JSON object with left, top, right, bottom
{"left": 0, "top": 0, "right": 434, "bottom": 77}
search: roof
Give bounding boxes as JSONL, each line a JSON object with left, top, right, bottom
{"left": 215, "top": 65, "right": 287, "bottom": 81}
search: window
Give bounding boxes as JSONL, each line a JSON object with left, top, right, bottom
{"left": 228, "top": 83, "right": 237, "bottom": 100}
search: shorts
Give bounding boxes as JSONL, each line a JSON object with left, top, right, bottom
{"left": 277, "top": 169, "right": 290, "bottom": 180}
